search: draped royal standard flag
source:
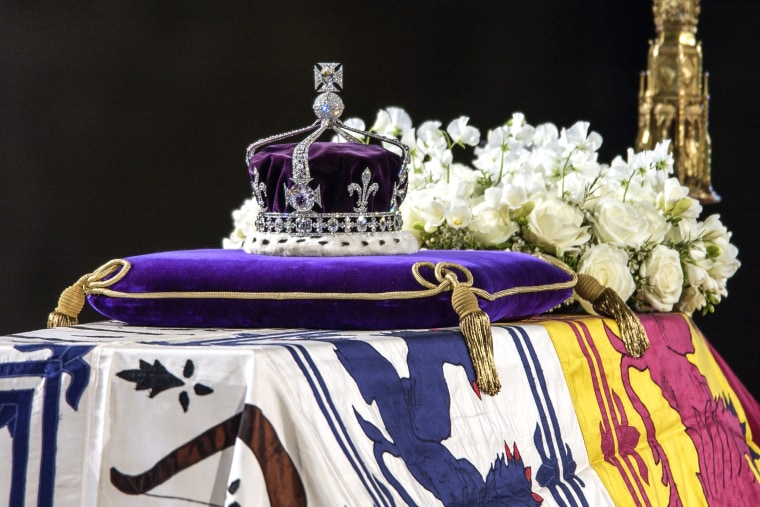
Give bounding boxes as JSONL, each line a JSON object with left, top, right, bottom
{"left": 2, "top": 314, "right": 759, "bottom": 506}
{"left": 542, "top": 313, "right": 760, "bottom": 506}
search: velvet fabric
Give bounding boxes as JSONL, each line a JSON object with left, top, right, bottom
{"left": 87, "top": 248, "right": 573, "bottom": 329}
{"left": 249, "top": 142, "right": 403, "bottom": 213}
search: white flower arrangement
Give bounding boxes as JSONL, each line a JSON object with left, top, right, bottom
{"left": 225, "top": 107, "right": 740, "bottom": 316}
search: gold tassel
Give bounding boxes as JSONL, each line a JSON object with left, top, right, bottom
{"left": 47, "top": 276, "right": 88, "bottom": 328}
{"left": 450, "top": 282, "right": 501, "bottom": 396}
{"left": 575, "top": 273, "right": 649, "bottom": 357}
{"left": 47, "top": 259, "right": 129, "bottom": 328}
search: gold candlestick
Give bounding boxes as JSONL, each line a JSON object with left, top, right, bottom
{"left": 636, "top": 0, "right": 720, "bottom": 203}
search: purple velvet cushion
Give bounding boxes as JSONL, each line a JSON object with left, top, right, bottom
{"left": 87, "top": 249, "right": 573, "bottom": 329}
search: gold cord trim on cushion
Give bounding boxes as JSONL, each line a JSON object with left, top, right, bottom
{"left": 47, "top": 260, "right": 129, "bottom": 328}
{"left": 73, "top": 259, "right": 578, "bottom": 303}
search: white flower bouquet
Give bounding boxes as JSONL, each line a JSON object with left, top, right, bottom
{"left": 225, "top": 107, "right": 740, "bottom": 316}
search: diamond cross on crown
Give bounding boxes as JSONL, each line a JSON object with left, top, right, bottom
{"left": 314, "top": 62, "right": 343, "bottom": 92}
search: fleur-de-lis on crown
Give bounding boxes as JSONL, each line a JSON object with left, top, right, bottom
{"left": 251, "top": 168, "right": 267, "bottom": 208}
{"left": 348, "top": 168, "right": 379, "bottom": 213}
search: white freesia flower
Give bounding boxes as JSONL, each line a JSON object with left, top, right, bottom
{"left": 657, "top": 178, "right": 702, "bottom": 220}
{"left": 533, "top": 123, "right": 559, "bottom": 147}
{"left": 446, "top": 116, "right": 480, "bottom": 146}
{"left": 501, "top": 184, "right": 529, "bottom": 210}
{"left": 640, "top": 245, "right": 684, "bottom": 311}
{"left": 708, "top": 238, "right": 740, "bottom": 282}
{"left": 576, "top": 244, "right": 636, "bottom": 315}
{"left": 681, "top": 262, "right": 712, "bottom": 302}
{"left": 649, "top": 140, "right": 674, "bottom": 173}
{"left": 445, "top": 196, "right": 473, "bottom": 229}
{"left": 333, "top": 117, "right": 367, "bottom": 143}
{"left": 225, "top": 108, "right": 740, "bottom": 316}
{"left": 448, "top": 163, "right": 480, "bottom": 195}
{"left": 560, "top": 121, "right": 603, "bottom": 154}
{"left": 507, "top": 112, "right": 536, "bottom": 142}
{"left": 371, "top": 107, "right": 412, "bottom": 137}
{"left": 699, "top": 213, "right": 730, "bottom": 242}
{"left": 416, "top": 121, "right": 447, "bottom": 156}
{"left": 678, "top": 286, "right": 707, "bottom": 315}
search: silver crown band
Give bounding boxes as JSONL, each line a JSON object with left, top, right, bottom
{"left": 255, "top": 211, "right": 404, "bottom": 236}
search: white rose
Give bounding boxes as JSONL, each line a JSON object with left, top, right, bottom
{"left": 592, "top": 198, "right": 650, "bottom": 249}
{"left": 576, "top": 244, "right": 636, "bottom": 314}
{"left": 470, "top": 191, "right": 518, "bottom": 246}
{"left": 470, "top": 207, "right": 518, "bottom": 246}
{"left": 640, "top": 245, "right": 684, "bottom": 312}
{"left": 525, "top": 198, "right": 590, "bottom": 257}
{"left": 633, "top": 200, "right": 669, "bottom": 245}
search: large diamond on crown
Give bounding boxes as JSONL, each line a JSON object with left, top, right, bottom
{"left": 286, "top": 180, "right": 320, "bottom": 212}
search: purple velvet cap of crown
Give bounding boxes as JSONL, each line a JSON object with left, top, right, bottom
{"left": 249, "top": 142, "right": 403, "bottom": 214}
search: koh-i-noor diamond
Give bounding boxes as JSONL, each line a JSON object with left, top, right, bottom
{"left": 286, "top": 183, "right": 317, "bottom": 212}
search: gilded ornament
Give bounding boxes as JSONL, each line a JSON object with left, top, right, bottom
{"left": 636, "top": 0, "right": 719, "bottom": 203}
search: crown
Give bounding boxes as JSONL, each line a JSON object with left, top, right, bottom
{"left": 243, "top": 63, "right": 418, "bottom": 256}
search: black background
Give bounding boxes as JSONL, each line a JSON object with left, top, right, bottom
{"left": 2, "top": 1, "right": 759, "bottom": 395}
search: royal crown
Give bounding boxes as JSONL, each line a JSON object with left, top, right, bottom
{"left": 244, "top": 63, "right": 418, "bottom": 255}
